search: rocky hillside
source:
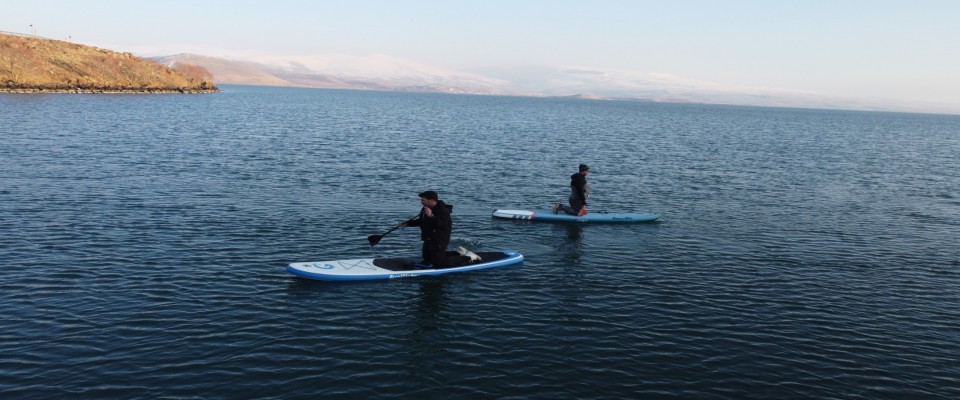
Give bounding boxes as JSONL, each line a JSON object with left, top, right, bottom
{"left": 0, "top": 33, "right": 218, "bottom": 93}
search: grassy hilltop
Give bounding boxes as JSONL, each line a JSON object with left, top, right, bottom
{"left": 0, "top": 33, "right": 218, "bottom": 93}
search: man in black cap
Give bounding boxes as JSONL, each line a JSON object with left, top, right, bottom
{"left": 553, "top": 164, "right": 590, "bottom": 216}
{"left": 401, "top": 190, "right": 481, "bottom": 268}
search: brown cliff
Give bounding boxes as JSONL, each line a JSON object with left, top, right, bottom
{"left": 0, "top": 33, "right": 218, "bottom": 93}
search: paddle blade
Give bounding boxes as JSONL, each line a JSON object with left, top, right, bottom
{"left": 367, "top": 234, "right": 383, "bottom": 246}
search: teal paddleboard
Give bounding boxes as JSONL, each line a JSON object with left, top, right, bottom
{"left": 492, "top": 209, "right": 659, "bottom": 223}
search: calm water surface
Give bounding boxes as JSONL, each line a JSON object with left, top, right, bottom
{"left": 2, "top": 86, "right": 959, "bottom": 399}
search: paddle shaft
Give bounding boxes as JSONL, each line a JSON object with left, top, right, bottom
{"left": 368, "top": 211, "right": 423, "bottom": 246}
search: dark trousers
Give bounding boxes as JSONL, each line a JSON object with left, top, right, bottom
{"left": 560, "top": 195, "right": 585, "bottom": 215}
{"left": 422, "top": 241, "right": 469, "bottom": 267}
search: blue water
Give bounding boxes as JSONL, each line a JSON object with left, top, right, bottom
{"left": 2, "top": 86, "right": 959, "bottom": 399}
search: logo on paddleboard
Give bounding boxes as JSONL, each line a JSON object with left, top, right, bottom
{"left": 311, "top": 263, "right": 335, "bottom": 270}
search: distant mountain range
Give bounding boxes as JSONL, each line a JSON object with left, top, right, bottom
{"left": 154, "top": 53, "right": 514, "bottom": 95}
{"left": 154, "top": 53, "right": 941, "bottom": 113}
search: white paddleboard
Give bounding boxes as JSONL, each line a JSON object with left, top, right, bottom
{"left": 287, "top": 250, "right": 524, "bottom": 281}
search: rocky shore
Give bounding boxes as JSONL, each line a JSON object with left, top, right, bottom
{"left": 1, "top": 33, "right": 219, "bottom": 94}
{"left": 1, "top": 87, "right": 220, "bottom": 94}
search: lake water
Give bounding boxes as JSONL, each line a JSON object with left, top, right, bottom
{"left": 2, "top": 86, "right": 959, "bottom": 399}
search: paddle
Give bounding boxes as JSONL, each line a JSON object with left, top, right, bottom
{"left": 368, "top": 212, "right": 422, "bottom": 246}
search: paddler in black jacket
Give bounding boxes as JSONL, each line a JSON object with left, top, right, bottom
{"left": 401, "top": 190, "right": 481, "bottom": 268}
{"left": 553, "top": 164, "right": 591, "bottom": 216}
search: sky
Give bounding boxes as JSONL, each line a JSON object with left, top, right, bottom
{"left": 4, "top": 0, "right": 959, "bottom": 113}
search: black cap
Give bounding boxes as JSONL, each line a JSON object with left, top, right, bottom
{"left": 418, "top": 190, "right": 439, "bottom": 200}
{"left": 579, "top": 164, "right": 590, "bottom": 172}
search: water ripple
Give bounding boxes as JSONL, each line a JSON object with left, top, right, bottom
{"left": 2, "top": 90, "right": 960, "bottom": 399}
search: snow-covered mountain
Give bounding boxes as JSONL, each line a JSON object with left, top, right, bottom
{"left": 156, "top": 53, "right": 942, "bottom": 113}
{"left": 156, "top": 53, "right": 517, "bottom": 95}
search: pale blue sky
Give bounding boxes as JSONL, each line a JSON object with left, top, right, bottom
{"left": 5, "top": 0, "right": 959, "bottom": 110}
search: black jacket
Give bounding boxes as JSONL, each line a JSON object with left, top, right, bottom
{"left": 570, "top": 172, "right": 588, "bottom": 205}
{"left": 407, "top": 200, "right": 453, "bottom": 245}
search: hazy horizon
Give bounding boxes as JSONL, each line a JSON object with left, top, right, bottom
{"left": 5, "top": 0, "right": 959, "bottom": 114}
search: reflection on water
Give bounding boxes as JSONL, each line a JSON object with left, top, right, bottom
{"left": 400, "top": 280, "right": 449, "bottom": 380}
{"left": 563, "top": 224, "right": 584, "bottom": 246}
{"left": 413, "top": 281, "right": 446, "bottom": 334}
{"left": 554, "top": 223, "right": 585, "bottom": 261}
